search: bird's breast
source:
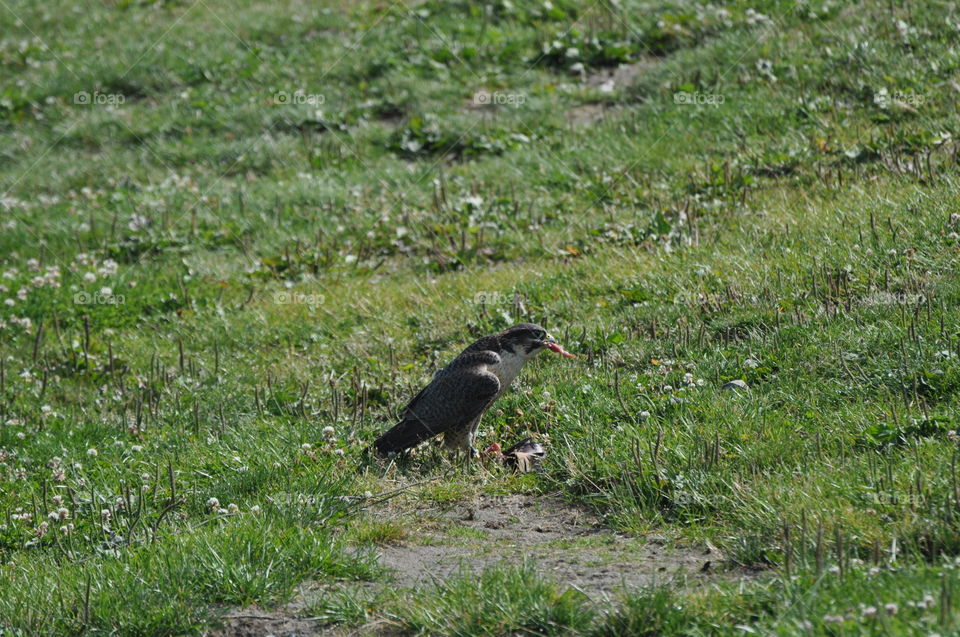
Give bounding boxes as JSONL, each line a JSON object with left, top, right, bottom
{"left": 485, "top": 351, "right": 528, "bottom": 393}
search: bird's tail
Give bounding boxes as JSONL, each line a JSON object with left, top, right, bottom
{"left": 373, "top": 418, "right": 437, "bottom": 456}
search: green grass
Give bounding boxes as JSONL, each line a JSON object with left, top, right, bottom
{"left": 2, "top": 0, "right": 960, "bottom": 633}
{"left": 310, "top": 563, "right": 960, "bottom": 635}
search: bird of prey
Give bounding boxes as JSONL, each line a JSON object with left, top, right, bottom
{"left": 374, "top": 323, "right": 575, "bottom": 457}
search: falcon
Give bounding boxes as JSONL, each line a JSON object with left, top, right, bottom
{"left": 374, "top": 323, "right": 575, "bottom": 457}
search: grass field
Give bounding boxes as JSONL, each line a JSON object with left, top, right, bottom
{"left": 2, "top": 0, "right": 960, "bottom": 634}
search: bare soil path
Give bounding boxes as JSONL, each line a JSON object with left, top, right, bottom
{"left": 210, "top": 493, "right": 731, "bottom": 636}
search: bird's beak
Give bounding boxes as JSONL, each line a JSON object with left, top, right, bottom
{"left": 542, "top": 333, "right": 576, "bottom": 358}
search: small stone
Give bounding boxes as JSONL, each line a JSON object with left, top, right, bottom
{"left": 722, "top": 379, "right": 750, "bottom": 392}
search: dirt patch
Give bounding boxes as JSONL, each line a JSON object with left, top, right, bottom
{"left": 210, "top": 494, "right": 729, "bottom": 636}
{"left": 566, "top": 60, "right": 654, "bottom": 125}
{"left": 208, "top": 594, "right": 383, "bottom": 637}
{"left": 209, "top": 607, "right": 319, "bottom": 637}
{"left": 376, "top": 494, "right": 714, "bottom": 593}
{"left": 584, "top": 60, "right": 653, "bottom": 91}
{"left": 566, "top": 103, "right": 613, "bottom": 126}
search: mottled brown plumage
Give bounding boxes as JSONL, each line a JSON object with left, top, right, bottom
{"left": 374, "top": 324, "right": 572, "bottom": 456}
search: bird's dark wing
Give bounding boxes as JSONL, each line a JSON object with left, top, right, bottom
{"left": 374, "top": 351, "right": 500, "bottom": 455}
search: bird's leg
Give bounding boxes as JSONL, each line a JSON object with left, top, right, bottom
{"left": 467, "top": 417, "right": 483, "bottom": 459}
{"left": 461, "top": 434, "right": 479, "bottom": 464}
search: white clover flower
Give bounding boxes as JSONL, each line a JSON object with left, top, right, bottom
{"left": 206, "top": 497, "right": 220, "bottom": 510}
{"left": 301, "top": 443, "right": 312, "bottom": 451}
{"left": 334, "top": 448, "right": 345, "bottom": 456}
{"left": 884, "top": 603, "right": 898, "bottom": 615}
{"left": 322, "top": 426, "right": 335, "bottom": 437}
{"left": 862, "top": 607, "right": 877, "bottom": 619}
{"left": 100, "top": 509, "right": 111, "bottom": 521}
{"left": 83, "top": 272, "right": 96, "bottom": 283}
{"left": 745, "top": 8, "right": 771, "bottom": 24}
{"left": 86, "top": 448, "right": 98, "bottom": 457}
{"left": 128, "top": 214, "right": 150, "bottom": 232}
{"left": 250, "top": 505, "right": 261, "bottom": 514}
{"left": 640, "top": 411, "right": 651, "bottom": 419}
{"left": 131, "top": 445, "right": 143, "bottom": 452}
{"left": 227, "top": 503, "right": 240, "bottom": 514}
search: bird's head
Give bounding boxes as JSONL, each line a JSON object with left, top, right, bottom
{"left": 499, "top": 323, "right": 576, "bottom": 359}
